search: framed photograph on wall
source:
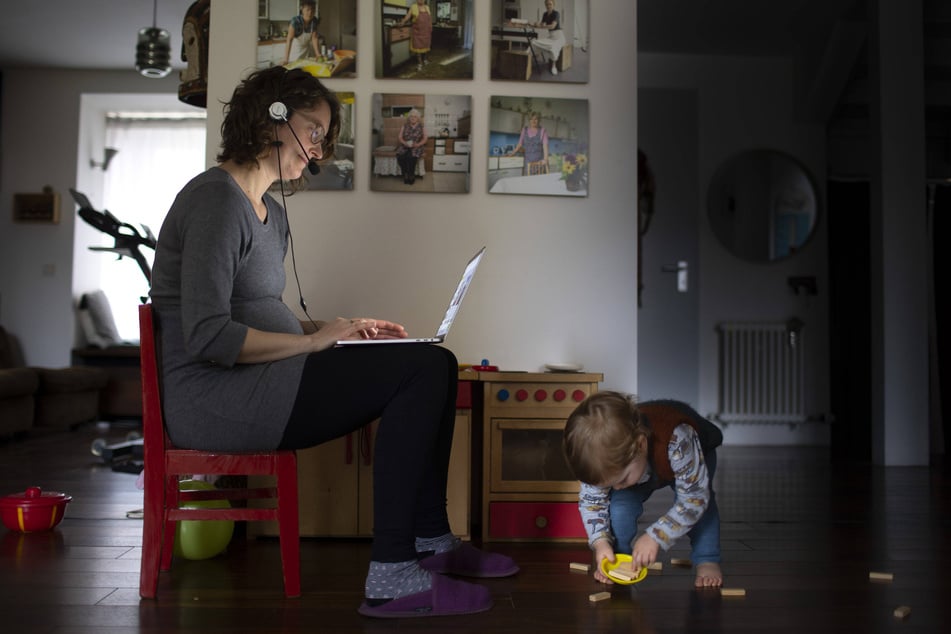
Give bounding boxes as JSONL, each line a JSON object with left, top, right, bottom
{"left": 257, "top": 0, "right": 357, "bottom": 78}
{"left": 487, "top": 95, "right": 588, "bottom": 197}
{"left": 305, "top": 92, "right": 354, "bottom": 190}
{"left": 376, "top": 0, "right": 475, "bottom": 79}
{"left": 489, "top": 0, "right": 589, "bottom": 84}
{"left": 13, "top": 189, "right": 60, "bottom": 223}
{"left": 370, "top": 93, "right": 472, "bottom": 193}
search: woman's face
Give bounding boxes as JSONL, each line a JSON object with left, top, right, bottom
{"left": 276, "top": 100, "right": 331, "bottom": 178}
{"left": 409, "top": 112, "right": 419, "bottom": 123}
{"left": 301, "top": 5, "right": 315, "bottom": 21}
{"left": 530, "top": 115, "right": 540, "bottom": 127}
{"left": 546, "top": 0, "right": 554, "bottom": 11}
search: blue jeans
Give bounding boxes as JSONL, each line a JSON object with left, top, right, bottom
{"left": 609, "top": 450, "right": 720, "bottom": 565}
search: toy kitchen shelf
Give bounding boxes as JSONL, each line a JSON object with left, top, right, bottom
{"left": 475, "top": 371, "right": 602, "bottom": 542}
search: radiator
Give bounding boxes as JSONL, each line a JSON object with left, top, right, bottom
{"left": 714, "top": 321, "right": 806, "bottom": 425}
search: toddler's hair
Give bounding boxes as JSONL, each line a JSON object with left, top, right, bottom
{"left": 563, "top": 391, "right": 650, "bottom": 485}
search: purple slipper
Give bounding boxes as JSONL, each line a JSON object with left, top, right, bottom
{"left": 418, "top": 542, "right": 520, "bottom": 578}
{"left": 357, "top": 573, "right": 493, "bottom": 619}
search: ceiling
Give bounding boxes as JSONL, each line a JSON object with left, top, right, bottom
{"left": 0, "top": 0, "right": 197, "bottom": 72}
{"left": 0, "top": 1, "right": 948, "bottom": 123}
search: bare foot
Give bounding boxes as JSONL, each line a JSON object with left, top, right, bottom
{"left": 695, "top": 562, "right": 723, "bottom": 587}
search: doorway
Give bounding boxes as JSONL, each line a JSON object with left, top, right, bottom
{"left": 636, "top": 88, "right": 700, "bottom": 405}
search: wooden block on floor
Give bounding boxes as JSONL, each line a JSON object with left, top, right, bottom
{"left": 647, "top": 562, "right": 663, "bottom": 571}
{"left": 893, "top": 605, "right": 911, "bottom": 619}
{"left": 589, "top": 591, "right": 612, "bottom": 603}
{"left": 500, "top": 50, "right": 532, "bottom": 80}
{"left": 869, "top": 571, "right": 894, "bottom": 581}
{"left": 720, "top": 588, "right": 746, "bottom": 597}
{"left": 569, "top": 562, "right": 590, "bottom": 573}
{"left": 671, "top": 558, "right": 692, "bottom": 567}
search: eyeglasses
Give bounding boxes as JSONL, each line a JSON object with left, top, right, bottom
{"left": 293, "top": 112, "right": 327, "bottom": 147}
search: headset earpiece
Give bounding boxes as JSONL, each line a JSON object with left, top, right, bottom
{"left": 268, "top": 101, "right": 289, "bottom": 122}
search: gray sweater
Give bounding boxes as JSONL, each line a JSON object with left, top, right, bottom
{"left": 149, "top": 167, "right": 306, "bottom": 450}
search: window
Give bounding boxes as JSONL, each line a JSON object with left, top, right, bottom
{"left": 98, "top": 113, "right": 206, "bottom": 340}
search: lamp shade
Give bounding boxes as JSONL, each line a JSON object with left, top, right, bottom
{"left": 136, "top": 27, "right": 172, "bottom": 78}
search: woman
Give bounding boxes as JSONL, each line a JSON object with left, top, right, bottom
{"left": 281, "top": 0, "right": 320, "bottom": 65}
{"left": 398, "top": 0, "right": 433, "bottom": 71}
{"left": 531, "top": 0, "right": 566, "bottom": 75}
{"left": 396, "top": 108, "right": 427, "bottom": 185}
{"left": 149, "top": 66, "right": 516, "bottom": 618}
{"left": 507, "top": 112, "right": 549, "bottom": 174}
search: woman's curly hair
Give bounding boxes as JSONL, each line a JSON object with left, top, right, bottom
{"left": 217, "top": 66, "right": 340, "bottom": 187}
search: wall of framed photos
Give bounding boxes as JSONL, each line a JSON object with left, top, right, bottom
{"left": 205, "top": 0, "right": 639, "bottom": 392}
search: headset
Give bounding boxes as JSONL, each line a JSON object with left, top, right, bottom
{"left": 268, "top": 100, "right": 320, "bottom": 176}
{"left": 268, "top": 77, "right": 319, "bottom": 328}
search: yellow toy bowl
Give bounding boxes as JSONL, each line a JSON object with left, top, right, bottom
{"left": 600, "top": 554, "right": 648, "bottom": 585}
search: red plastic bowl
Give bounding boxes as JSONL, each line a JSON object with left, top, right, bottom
{"left": 0, "top": 487, "right": 72, "bottom": 533}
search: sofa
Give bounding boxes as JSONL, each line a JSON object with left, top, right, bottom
{"left": 0, "top": 323, "right": 108, "bottom": 436}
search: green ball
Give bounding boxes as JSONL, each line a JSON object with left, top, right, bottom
{"left": 173, "top": 479, "right": 235, "bottom": 560}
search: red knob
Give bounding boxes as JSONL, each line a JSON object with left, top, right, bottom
{"left": 534, "top": 389, "right": 547, "bottom": 401}
{"left": 553, "top": 389, "right": 566, "bottom": 402}
{"left": 515, "top": 389, "right": 529, "bottom": 401}
{"left": 572, "top": 389, "right": 586, "bottom": 402}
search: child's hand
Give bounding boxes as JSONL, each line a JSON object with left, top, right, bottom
{"left": 592, "top": 540, "right": 616, "bottom": 584}
{"left": 632, "top": 533, "right": 660, "bottom": 570}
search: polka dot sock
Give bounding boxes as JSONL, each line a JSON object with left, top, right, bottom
{"left": 415, "top": 532, "right": 461, "bottom": 557}
{"left": 364, "top": 560, "right": 432, "bottom": 605}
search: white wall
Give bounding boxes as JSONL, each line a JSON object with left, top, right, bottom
{"left": 206, "top": 0, "right": 638, "bottom": 387}
{"left": 1, "top": 1, "right": 640, "bottom": 393}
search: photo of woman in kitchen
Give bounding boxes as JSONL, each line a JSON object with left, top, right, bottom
{"left": 396, "top": 109, "right": 427, "bottom": 185}
{"left": 505, "top": 112, "right": 550, "bottom": 176}
{"left": 371, "top": 93, "right": 472, "bottom": 193}
{"left": 377, "top": 0, "right": 475, "bottom": 79}
{"left": 256, "top": 0, "right": 357, "bottom": 78}
{"left": 488, "top": 96, "right": 588, "bottom": 197}
{"left": 490, "top": 0, "right": 589, "bottom": 83}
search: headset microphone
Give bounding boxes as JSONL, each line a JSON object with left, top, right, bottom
{"left": 268, "top": 101, "right": 320, "bottom": 175}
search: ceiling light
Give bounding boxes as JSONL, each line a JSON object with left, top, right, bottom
{"left": 136, "top": 0, "right": 171, "bottom": 78}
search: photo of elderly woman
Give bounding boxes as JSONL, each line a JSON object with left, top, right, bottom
{"left": 490, "top": 0, "right": 589, "bottom": 83}
{"left": 371, "top": 93, "right": 472, "bottom": 193}
{"left": 257, "top": 0, "right": 357, "bottom": 78}
{"left": 377, "top": 0, "right": 475, "bottom": 79}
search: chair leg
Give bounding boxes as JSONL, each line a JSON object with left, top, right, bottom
{"left": 160, "top": 476, "right": 179, "bottom": 571}
{"left": 277, "top": 456, "right": 301, "bottom": 598}
{"left": 139, "top": 471, "right": 166, "bottom": 598}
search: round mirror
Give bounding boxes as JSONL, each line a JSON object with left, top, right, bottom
{"left": 707, "top": 150, "right": 818, "bottom": 262}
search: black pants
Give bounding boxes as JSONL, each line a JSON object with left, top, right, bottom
{"left": 279, "top": 344, "right": 457, "bottom": 563}
{"left": 397, "top": 152, "right": 417, "bottom": 181}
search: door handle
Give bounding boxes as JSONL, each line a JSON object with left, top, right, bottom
{"left": 661, "top": 261, "right": 689, "bottom": 292}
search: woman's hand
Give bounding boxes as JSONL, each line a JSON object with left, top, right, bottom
{"left": 323, "top": 317, "right": 408, "bottom": 343}
{"left": 592, "top": 539, "right": 616, "bottom": 584}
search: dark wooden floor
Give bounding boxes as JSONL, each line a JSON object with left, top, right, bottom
{"left": 1, "top": 422, "right": 948, "bottom": 633}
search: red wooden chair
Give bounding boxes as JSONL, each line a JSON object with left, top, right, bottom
{"left": 138, "top": 303, "right": 300, "bottom": 598}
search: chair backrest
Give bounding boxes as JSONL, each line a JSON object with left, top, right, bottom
{"left": 138, "top": 303, "right": 170, "bottom": 453}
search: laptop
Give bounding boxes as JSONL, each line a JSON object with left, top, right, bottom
{"left": 336, "top": 246, "right": 485, "bottom": 346}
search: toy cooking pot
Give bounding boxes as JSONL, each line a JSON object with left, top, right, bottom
{"left": 0, "top": 486, "right": 72, "bottom": 533}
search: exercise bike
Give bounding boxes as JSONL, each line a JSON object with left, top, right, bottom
{"left": 71, "top": 188, "right": 155, "bottom": 471}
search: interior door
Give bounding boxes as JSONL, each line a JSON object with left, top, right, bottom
{"left": 636, "top": 88, "right": 700, "bottom": 405}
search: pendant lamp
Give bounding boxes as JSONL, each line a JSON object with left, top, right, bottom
{"left": 136, "top": 0, "right": 172, "bottom": 78}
